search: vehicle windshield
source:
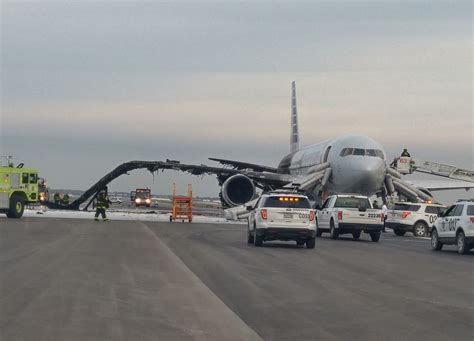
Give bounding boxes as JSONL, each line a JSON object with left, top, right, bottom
{"left": 135, "top": 191, "right": 151, "bottom": 199}
{"left": 263, "top": 196, "right": 310, "bottom": 208}
{"left": 392, "top": 203, "right": 421, "bottom": 211}
{"left": 334, "top": 197, "right": 371, "bottom": 209}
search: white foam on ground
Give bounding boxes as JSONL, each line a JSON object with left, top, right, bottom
{"left": 22, "top": 208, "right": 243, "bottom": 224}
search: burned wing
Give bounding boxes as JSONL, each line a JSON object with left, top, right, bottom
{"left": 52, "top": 160, "right": 293, "bottom": 211}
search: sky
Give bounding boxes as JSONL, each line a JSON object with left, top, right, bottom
{"left": 1, "top": 0, "right": 472, "bottom": 203}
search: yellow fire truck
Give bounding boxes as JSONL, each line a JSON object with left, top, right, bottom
{"left": 0, "top": 159, "right": 39, "bottom": 218}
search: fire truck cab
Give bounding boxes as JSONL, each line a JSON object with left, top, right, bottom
{"left": 0, "top": 161, "right": 39, "bottom": 218}
{"left": 132, "top": 188, "right": 152, "bottom": 207}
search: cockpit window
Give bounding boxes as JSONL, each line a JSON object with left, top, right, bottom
{"left": 340, "top": 148, "right": 353, "bottom": 156}
{"left": 366, "top": 149, "right": 377, "bottom": 157}
{"left": 340, "top": 148, "right": 385, "bottom": 159}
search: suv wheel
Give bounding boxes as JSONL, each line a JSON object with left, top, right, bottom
{"left": 456, "top": 231, "right": 468, "bottom": 255}
{"left": 316, "top": 220, "right": 323, "bottom": 237}
{"left": 370, "top": 231, "right": 381, "bottom": 242}
{"left": 413, "top": 222, "right": 428, "bottom": 237}
{"left": 393, "top": 229, "right": 406, "bottom": 236}
{"left": 254, "top": 234, "right": 263, "bottom": 247}
{"left": 431, "top": 228, "right": 443, "bottom": 251}
{"left": 329, "top": 220, "right": 339, "bottom": 240}
{"left": 306, "top": 237, "right": 316, "bottom": 249}
{"left": 254, "top": 225, "right": 263, "bottom": 247}
{"left": 247, "top": 220, "right": 253, "bottom": 244}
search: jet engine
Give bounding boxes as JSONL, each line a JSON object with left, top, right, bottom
{"left": 221, "top": 174, "right": 256, "bottom": 207}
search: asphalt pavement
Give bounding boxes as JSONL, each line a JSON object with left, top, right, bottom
{"left": 0, "top": 217, "right": 472, "bottom": 340}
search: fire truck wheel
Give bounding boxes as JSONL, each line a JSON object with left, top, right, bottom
{"left": 8, "top": 195, "right": 25, "bottom": 218}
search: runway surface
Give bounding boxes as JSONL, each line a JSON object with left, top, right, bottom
{"left": 1, "top": 217, "right": 472, "bottom": 340}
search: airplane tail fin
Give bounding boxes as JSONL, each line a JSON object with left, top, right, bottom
{"left": 290, "top": 81, "right": 299, "bottom": 153}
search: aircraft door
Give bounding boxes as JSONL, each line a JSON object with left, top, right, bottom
{"left": 322, "top": 146, "right": 332, "bottom": 163}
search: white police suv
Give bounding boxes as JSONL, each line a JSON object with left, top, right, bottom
{"left": 386, "top": 202, "right": 445, "bottom": 237}
{"left": 430, "top": 200, "right": 474, "bottom": 254}
{"left": 247, "top": 193, "right": 317, "bottom": 248}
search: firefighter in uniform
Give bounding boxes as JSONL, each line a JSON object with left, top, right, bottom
{"left": 62, "top": 193, "right": 70, "bottom": 205}
{"left": 401, "top": 149, "right": 411, "bottom": 157}
{"left": 95, "top": 191, "right": 111, "bottom": 221}
{"left": 53, "top": 192, "right": 61, "bottom": 204}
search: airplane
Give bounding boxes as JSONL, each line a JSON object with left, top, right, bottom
{"left": 56, "top": 82, "right": 474, "bottom": 211}
{"left": 194, "top": 81, "right": 473, "bottom": 208}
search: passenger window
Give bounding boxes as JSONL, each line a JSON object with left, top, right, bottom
{"left": 29, "top": 173, "right": 38, "bottom": 184}
{"left": 22, "top": 173, "right": 29, "bottom": 184}
{"left": 443, "top": 205, "right": 456, "bottom": 217}
{"left": 425, "top": 206, "right": 440, "bottom": 214}
{"left": 321, "top": 198, "right": 330, "bottom": 209}
{"left": 393, "top": 203, "right": 420, "bottom": 212}
{"left": 452, "top": 205, "right": 464, "bottom": 217}
{"left": 467, "top": 205, "right": 474, "bottom": 215}
{"left": 334, "top": 197, "right": 370, "bottom": 209}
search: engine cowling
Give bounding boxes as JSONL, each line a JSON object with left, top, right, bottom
{"left": 221, "top": 174, "right": 256, "bottom": 207}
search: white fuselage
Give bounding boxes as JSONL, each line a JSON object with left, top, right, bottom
{"left": 280, "top": 134, "right": 387, "bottom": 197}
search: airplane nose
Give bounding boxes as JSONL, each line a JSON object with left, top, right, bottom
{"left": 350, "top": 158, "right": 386, "bottom": 194}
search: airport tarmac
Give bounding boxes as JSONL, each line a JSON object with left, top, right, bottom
{"left": 1, "top": 217, "right": 472, "bottom": 341}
